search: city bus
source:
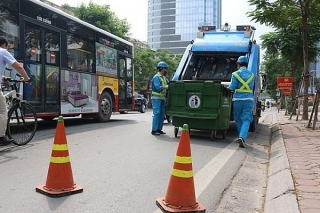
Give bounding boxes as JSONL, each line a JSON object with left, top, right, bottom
{"left": 1, "top": 0, "right": 135, "bottom": 122}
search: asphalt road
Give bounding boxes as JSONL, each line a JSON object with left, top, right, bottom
{"left": 0, "top": 110, "right": 271, "bottom": 213}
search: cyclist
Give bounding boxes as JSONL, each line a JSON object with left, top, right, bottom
{"left": 0, "top": 36, "right": 30, "bottom": 145}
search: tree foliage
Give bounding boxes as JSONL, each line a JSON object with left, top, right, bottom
{"left": 64, "top": 2, "right": 130, "bottom": 39}
{"left": 261, "top": 54, "right": 292, "bottom": 99}
{"left": 247, "top": 0, "right": 320, "bottom": 119}
{"left": 134, "top": 48, "right": 182, "bottom": 90}
{"left": 61, "top": 4, "right": 75, "bottom": 13}
{"left": 260, "top": 30, "right": 309, "bottom": 109}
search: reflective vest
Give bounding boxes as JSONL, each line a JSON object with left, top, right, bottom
{"left": 152, "top": 74, "right": 167, "bottom": 97}
{"left": 233, "top": 72, "right": 254, "bottom": 93}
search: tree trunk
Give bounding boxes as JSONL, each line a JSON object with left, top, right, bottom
{"left": 300, "top": 0, "right": 310, "bottom": 120}
{"left": 290, "top": 61, "right": 298, "bottom": 115}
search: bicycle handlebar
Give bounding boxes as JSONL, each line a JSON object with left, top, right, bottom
{"left": 3, "top": 77, "right": 31, "bottom": 83}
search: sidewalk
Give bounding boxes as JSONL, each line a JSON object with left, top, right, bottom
{"left": 276, "top": 110, "right": 320, "bottom": 213}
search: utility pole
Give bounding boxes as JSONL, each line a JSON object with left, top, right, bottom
{"left": 204, "top": 0, "right": 206, "bottom": 25}
{"left": 311, "top": 70, "right": 315, "bottom": 94}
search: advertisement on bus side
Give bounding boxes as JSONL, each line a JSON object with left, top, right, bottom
{"left": 95, "top": 42, "right": 118, "bottom": 78}
{"left": 60, "top": 70, "right": 98, "bottom": 114}
{"left": 98, "top": 76, "right": 118, "bottom": 95}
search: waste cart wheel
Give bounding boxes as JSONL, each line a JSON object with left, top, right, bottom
{"left": 222, "top": 130, "right": 227, "bottom": 139}
{"left": 210, "top": 130, "right": 217, "bottom": 141}
{"left": 174, "top": 127, "right": 179, "bottom": 138}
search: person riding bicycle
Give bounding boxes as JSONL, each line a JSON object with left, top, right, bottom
{"left": 0, "top": 36, "right": 30, "bottom": 145}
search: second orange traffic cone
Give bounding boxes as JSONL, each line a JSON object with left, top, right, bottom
{"left": 156, "top": 124, "right": 206, "bottom": 212}
{"left": 36, "top": 116, "right": 83, "bottom": 197}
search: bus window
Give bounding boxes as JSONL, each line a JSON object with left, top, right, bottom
{"left": 45, "top": 65, "right": 59, "bottom": 104}
{"left": 119, "top": 58, "right": 125, "bottom": 78}
{"left": 126, "top": 58, "right": 132, "bottom": 78}
{"left": 67, "top": 34, "right": 93, "bottom": 72}
{"left": 0, "top": 0, "right": 19, "bottom": 58}
{"left": 45, "top": 31, "right": 60, "bottom": 66}
{"left": 24, "top": 25, "right": 42, "bottom": 104}
{"left": 25, "top": 26, "right": 41, "bottom": 63}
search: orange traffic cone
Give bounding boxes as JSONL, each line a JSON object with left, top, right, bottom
{"left": 36, "top": 116, "right": 83, "bottom": 197}
{"left": 156, "top": 124, "right": 206, "bottom": 212}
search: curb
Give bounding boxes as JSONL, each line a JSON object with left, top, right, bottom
{"left": 264, "top": 116, "right": 300, "bottom": 213}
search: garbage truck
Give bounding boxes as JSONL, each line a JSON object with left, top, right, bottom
{"left": 166, "top": 23, "right": 266, "bottom": 140}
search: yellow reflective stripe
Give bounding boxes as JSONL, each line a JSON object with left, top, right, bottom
{"left": 159, "top": 76, "right": 167, "bottom": 86}
{"left": 239, "top": 74, "right": 254, "bottom": 90}
{"left": 52, "top": 144, "right": 68, "bottom": 151}
{"left": 235, "top": 89, "right": 253, "bottom": 93}
{"left": 50, "top": 156, "right": 70, "bottom": 164}
{"left": 152, "top": 91, "right": 166, "bottom": 97}
{"left": 171, "top": 169, "right": 193, "bottom": 178}
{"left": 152, "top": 75, "right": 167, "bottom": 97}
{"left": 233, "top": 72, "right": 254, "bottom": 92}
{"left": 174, "top": 155, "right": 192, "bottom": 164}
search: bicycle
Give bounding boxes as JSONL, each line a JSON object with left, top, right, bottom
{"left": 2, "top": 77, "right": 37, "bottom": 145}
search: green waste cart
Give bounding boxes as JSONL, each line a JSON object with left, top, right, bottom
{"left": 166, "top": 80, "right": 232, "bottom": 140}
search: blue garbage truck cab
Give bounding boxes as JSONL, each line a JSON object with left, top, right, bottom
{"left": 171, "top": 24, "right": 265, "bottom": 132}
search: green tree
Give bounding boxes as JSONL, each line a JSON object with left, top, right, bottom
{"left": 60, "top": 3, "right": 75, "bottom": 13}
{"left": 154, "top": 49, "right": 182, "bottom": 80}
{"left": 134, "top": 48, "right": 181, "bottom": 90}
{"left": 247, "top": 0, "right": 320, "bottom": 119}
{"left": 73, "top": 2, "right": 130, "bottom": 39}
{"left": 260, "top": 30, "right": 311, "bottom": 113}
{"left": 134, "top": 48, "right": 157, "bottom": 89}
{"left": 261, "top": 54, "right": 291, "bottom": 99}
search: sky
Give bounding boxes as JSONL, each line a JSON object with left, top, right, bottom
{"left": 51, "top": 0, "right": 273, "bottom": 46}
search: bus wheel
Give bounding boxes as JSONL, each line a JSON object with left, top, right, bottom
{"left": 98, "top": 92, "right": 113, "bottom": 122}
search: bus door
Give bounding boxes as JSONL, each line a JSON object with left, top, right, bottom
{"left": 23, "top": 20, "right": 61, "bottom": 114}
{"left": 118, "top": 54, "right": 133, "bottom": 110}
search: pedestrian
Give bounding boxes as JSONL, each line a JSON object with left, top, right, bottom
{"left": 0, "top": 36, "right": 31, "bottom": 145}
{"left": 227, "top": 56, "right": 254, "bottom": 148}
{"left": 151, "top": 61, "right": 169, "bottom": 135}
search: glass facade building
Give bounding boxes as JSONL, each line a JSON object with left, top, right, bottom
{"left": 148, "top": 0, "right": 222, "bottom": 55}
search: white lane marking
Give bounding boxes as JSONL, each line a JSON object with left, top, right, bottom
{"left": 154, "top": 142, "right": 239, "bottom": 213}
{"left": 194, "top": 142, "right": 238, "bottom": 197}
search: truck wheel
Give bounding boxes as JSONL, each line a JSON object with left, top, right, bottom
{"left": 174, "top": 127, "right": 179, "bottom": 137}
{"left": 97, "top": 92, "right": 113, "bottom": 122}
{"left": 166, "top": 115, "right": 171, "bottom": 123}
{"left": 249, "top": 115, "right": 257, "bottom": 132}
{"left": 210, "top": 130, "right": 217, "bottom": 141}
{"left": 222, "top": 130, "right": 227, "bottom": 139}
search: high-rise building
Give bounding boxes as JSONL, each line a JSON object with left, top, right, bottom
{"left": 147, "top": 0, "right": 222, "bottom": 55}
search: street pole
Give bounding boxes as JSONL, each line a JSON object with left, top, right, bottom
{"left": 311, "top": 70, "right": 315, "bottom": 94}
{"left": 204, "top": 0, "right": 206, "bottom": 25}
{"left": 313, "top": 71, "right": 315, "bottom": 94}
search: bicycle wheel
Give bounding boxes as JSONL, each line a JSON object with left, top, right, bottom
{"left": 7, "top": 102, "right": 38, "bottom": 146}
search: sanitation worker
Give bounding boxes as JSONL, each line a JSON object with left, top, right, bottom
{"left": 151, "top": 61, "right": 169, "bottom": 135}
{"left": 227, "top": 56, "right": 254, "bottom": 148}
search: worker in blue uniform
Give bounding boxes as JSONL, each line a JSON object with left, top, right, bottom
{"left": 227, "top": 56, "right": 254, "bottom": 148}
{"left": 151, "top": 61, "right": 169, "bottom": 135}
